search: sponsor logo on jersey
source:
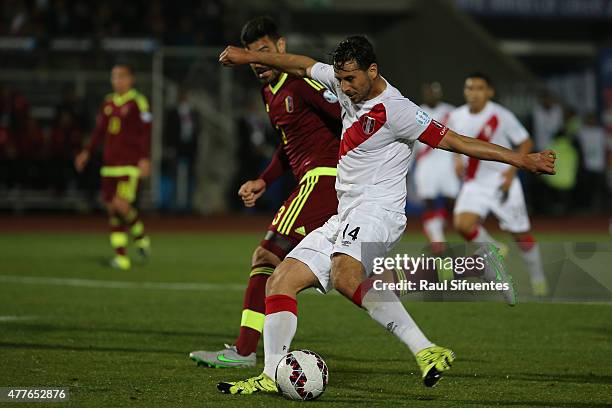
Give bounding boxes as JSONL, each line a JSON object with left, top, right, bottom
{"left": 323, "top": 89, "right": 338, "bottom": 103}
{"left": 362, "top": 116, "right": 376, "bottom": 134}
{"left": 285, "top": 96, "right": 294, "bottom": 113}
{"left": 415, "top": 109, "right": 432, "bottom": 126}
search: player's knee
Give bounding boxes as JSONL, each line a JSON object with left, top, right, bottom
{"left": 330, "top": 254, "right": 364, "bottom": 298}
{"left": 265, "top": 260, "right": 291, "bottom": 296}
{"left": 454, "top": 215, "right": 474, "bottom": 234}
{"left": 112, "top": 197, "right": 130, "bottom": 216}
{"left": 252, "top": 246, "right": 281, "bottom": 268}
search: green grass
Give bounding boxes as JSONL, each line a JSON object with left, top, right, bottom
{"left": 0, "top": 232, "right": 611, "bottom": 407}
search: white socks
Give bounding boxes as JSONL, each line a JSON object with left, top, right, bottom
{"left": 263, "top": 295, "right": 298, "bottom": 379}
{"left": 519, "top": 242, "right": 546, "bottom": 285}
{"left": 361, "top": 286, "right": 434, "bottom": 355}
{"left": 424, "top": 216, "right": 446, "bottom": 243}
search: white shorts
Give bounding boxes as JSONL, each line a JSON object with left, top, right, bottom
{"left": 414, "top": 156, "right": 460, "bottom": 200}
{"left": 286, "top": 203, "right": 406, "bottom": 293}
{"left": 453, "top": 178, "right": 530, "bottom": 233}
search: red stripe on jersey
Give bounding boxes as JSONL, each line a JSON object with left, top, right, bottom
{"left": 418, "top": 119, "right": 448, "bottom": 148}
{"left": 339, "top": 103, "right": 387, "bottom": 158}
{"left": 465, "top": 115, "right": 499, "bottom": 180}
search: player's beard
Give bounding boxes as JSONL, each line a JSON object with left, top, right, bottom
{"left": 253, "top": 66, "right": 280, "bottom": 85}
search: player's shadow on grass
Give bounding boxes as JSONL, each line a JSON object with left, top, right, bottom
{"left": 448, "top": 398, "right": 612, "bottom": 408}
{"left": 450, "top": 371, "right": 612, "bottom": 385}
{"left": 1, "top": 322, "right": 232, "bottom": 341}
{"left": 320, "top": 352, "right": 401, "bottom": 364}
{"left": 0, "top": 341, "right": 184, "bottom": 354}
{"left": 329, "top": 382, "right": 428, "bottom": 403}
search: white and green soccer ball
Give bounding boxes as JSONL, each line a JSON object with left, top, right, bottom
{"left": 275, "top": 349, "right": 329, "bottom": 401}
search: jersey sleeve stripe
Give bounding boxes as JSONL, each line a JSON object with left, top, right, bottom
{"left": 304, "top": 78, "right": 325, "bottom": 91}
{"left": 418, "top": 119, "right": 448, "bottom": 148}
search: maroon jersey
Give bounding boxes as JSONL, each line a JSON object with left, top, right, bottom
{"left": 86, "top": 89, "right": 151, "bottom": 167}
{"left": 259, "top": 73, "right": 341, "bottom": 184}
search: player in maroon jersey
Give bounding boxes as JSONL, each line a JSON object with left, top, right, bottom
{"left": 189, "top": 17, "right": 341, "bottom": 368}
{"left": 75, "top": 63, "right": 152, "bottom": 271}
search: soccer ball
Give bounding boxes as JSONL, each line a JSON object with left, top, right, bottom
{"left": 275, "top": 349, "right": 329, "bottom": 401}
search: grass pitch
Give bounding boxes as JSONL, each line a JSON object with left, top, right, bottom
{"left": 0, "top": 231, "right": 611, "bottom": 407}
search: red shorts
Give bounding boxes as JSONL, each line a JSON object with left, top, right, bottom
{"left": 260, "top": 167, "right": 338, "bottom": 259}
{"left": 100, "top": 166, "right": 140, "bottom": 203}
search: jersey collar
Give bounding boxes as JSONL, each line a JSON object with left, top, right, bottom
{"left": 112, "top": 89, "right": 137, "bottom": 107}
{"left": 268, "top": 73, "right": 288, "bottom": 95}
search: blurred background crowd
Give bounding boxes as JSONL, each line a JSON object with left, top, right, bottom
{"left": 0, "top": 0, "right": 611, "bottom": 216}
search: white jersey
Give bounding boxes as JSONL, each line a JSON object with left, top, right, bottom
{"left": 414, "top": 102, "right": 454, "bottom": 165}
{"left": 448, "top": 101, "right": 529, "bottom": 187}
{"left": 310, "top": 62, "right": 448, "bottom": 214}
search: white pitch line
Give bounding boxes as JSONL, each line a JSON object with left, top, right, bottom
{"left": 0, "top": 275, "right": 245, "bottom": 292}
{"left": 0, "top": 315, "right": 38, "bottom": 322}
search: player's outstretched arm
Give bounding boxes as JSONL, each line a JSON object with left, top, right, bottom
{"left": 219, "top": 46, "right": 318, "bottom": 78}
{"left": 438, "top": 130, "right": 556, "bottom": 175}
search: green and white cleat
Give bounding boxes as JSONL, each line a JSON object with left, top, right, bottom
{"left": 476, "top": 244, "right": 517, "bottom": 306}
{"left": 189, "top": 344, "right": 256, "bottom": 368}
{"left": 109, "top": 255, "right": 130, "bottom": 270}
{"left": 135, "top": 236, "right": 151, "bottom": 261}
{"left": 217, "top": 373, "right": 277, "bottom": 395}
{"left": 415, "top": 345, "right": 455, "bottom": 387}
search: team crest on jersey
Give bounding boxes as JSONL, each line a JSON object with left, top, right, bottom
{"left": 285, "top": 96, "right": 294, "bottom": 113}
{"left": 415, "top": 109, "right": 431, "bottom": 126}
{"left": 121, "top": 105, "right": 130, "bottom": 116}
{"left": 362, "top": 116, "right": 376, "bottom": 134}
{"left": 104, "top": 105, "right": 113, "bottom": 116}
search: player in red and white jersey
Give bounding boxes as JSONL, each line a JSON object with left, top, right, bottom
{"left": 189, "top": 17, "right": 341, "bottom": 369}
{"left": 217, "top": 36, "right": 556, "bottom": 394}
{"left": 413, "top": 82, "right": 458, "bottom": 253}
{"left": 449, "top": 72, "right": 548, "bottom": 297}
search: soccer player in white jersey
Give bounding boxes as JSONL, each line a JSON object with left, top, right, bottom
{"left": 216, "top": 37, "right": 556, "bottom": 395}
{"left": 450, "top": 72, "right": 549, "bottom": 297}
{"left": 414, "top": 82, "right": 459, "bottom": 254}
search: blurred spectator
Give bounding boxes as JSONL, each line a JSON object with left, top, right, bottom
{"left": 20, "top": 116, "right": 46, "bottom": 189}
{"left": 48, "top": 109, "right": 84, "bottom": 194}
{"left": 161, "top": 88, "right": 201, "bottom": 211}
{"left": 540, "top": 125, "right": 579, "bottom": 215}
{"left": 55, "top": 85, "right": 88, "bottom": 130}
{"left": 576, "top": 113, "right": 607, "bottom": 212}
{"left": 229, "top": 96, "right": 283, "bottom": 212}
{"left": 1, "top": 0, "right": 228, "bottom": 46}
{"left": 0, "top": 84, "right": 29, "bottom": 189}
{"left": 531, "top": 90, "right": 563, "bottom": 151}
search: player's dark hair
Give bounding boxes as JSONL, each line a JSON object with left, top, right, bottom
{"left": 332, "top": 36, "right": 377, "bottom": 71}
{"left": 466, "top": 71, "right": 493, "bottom": 87}
{"left": 241, "top": 16, "right": 281, "bottom": 46}
{"left": 113, "top": 61, "right": 134, "bottom": 75}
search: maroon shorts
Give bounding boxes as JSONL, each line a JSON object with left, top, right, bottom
{"left": 261, "top": 168, "right": 338, "bottom": 259}
{"left": 101, "top": 176, "right": 140, "bottom": 203}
